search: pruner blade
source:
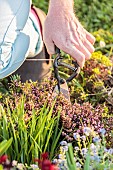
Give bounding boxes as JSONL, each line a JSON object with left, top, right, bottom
{"left": 52, "top": 79, "right": 70, "bottom": 101}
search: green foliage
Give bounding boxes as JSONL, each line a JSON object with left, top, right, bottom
{"left": 0, "top": 96, "right": 62, "bottom": 164}
{"left": 55, "top": 128, "right": 113, "bottom": 170}
{"left": 66, "top": 143, "right": 77, "bottom": 170}
{"left": 75, "top": 0, "right": 113, "bottom": 32}
{"left": 70, "top": 51, "right": 113, "bottom": 105}
{"left": 32, "top": 0, "right": 49, "bottom": 13}
{"left": 0, "top": 138, "right": 13, "bottom": 156}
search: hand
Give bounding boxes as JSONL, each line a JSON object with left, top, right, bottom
{"left": 43, "top": 0, "right": 95, "bottom": 68}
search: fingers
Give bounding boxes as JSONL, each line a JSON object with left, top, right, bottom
{"left": 76, "top": 42, "right": 92, "bottom": 60}
{"left": 85, "top": 31, "right": 95, "bottom": 45}
{"left": 62, "top": 43, "right": 85, "bottom": 68}
{"left": 70, "top": 22, "right": 95, "bottom": 60}
{"left": 68, "top": 46, "right": 85, "bottom": 68}
{"left": 83, "top": 39, "right": 95, "bottom": 54}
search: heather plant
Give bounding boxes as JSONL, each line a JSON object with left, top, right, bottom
{"left": 0, "top": 77, "right": 113, "bottom": 169}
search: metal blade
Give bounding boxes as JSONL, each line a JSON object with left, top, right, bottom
{"left": 52, "top": 79, "right": 70, "bottom": 102}
{"left": 52, "top": 84, "right": 59, "bottom": 99}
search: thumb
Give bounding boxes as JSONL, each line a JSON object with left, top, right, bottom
{"left": 44, "top": 39, "right": 55, "bottom": 55}
{"left": 43, "top": 30, "right": 55, "bottom": 54}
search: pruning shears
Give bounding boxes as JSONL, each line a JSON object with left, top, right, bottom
{"left": 52, "top": 47, "right": 80, "bottom": 102}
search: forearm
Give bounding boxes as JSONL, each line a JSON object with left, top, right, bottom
{"left": 48, "top": 0, "right": 74, "bottom": 12}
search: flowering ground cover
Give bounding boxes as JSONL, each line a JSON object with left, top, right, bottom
{"left": 0, "top": 0, "right": 113, "bottom": 169}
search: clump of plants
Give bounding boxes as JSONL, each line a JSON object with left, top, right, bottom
{"left": 54, "top": 128, "right": 113, "bottom": 170}
{"left": 92, "top": 29, "right": 113, "bottom": 55}
{"left": 0, "top": 92, "right": 62, "bottom": 165}
{"left": 70, "top": 51, "right": 113, "bottom": 107}
{"left": 93, "top": 29, "right": 113, "bottom": 47}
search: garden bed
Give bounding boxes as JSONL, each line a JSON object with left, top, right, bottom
{"left": 0, "top": 0, "right": 113, "bottom": 169}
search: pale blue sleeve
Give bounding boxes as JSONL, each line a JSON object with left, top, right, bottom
{"left": 0, "top": 0, "right": 31, "bottom": 79}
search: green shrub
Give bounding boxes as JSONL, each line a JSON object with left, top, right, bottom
{"left": 75, "top": 0, "right": 113, "bottom": 32}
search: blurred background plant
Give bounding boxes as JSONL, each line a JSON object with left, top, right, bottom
{"left": 75, "top": 0, "right": 113, "bottom": 33}
{"left": 32, "top": 0, "right": 49, "bottom": 14}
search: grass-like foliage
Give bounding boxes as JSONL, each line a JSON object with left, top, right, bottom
{"left": 0, "top": 96, "right": 62, "bottom": 165}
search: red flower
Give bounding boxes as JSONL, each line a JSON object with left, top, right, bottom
{"left": 34, "top": 153, "right": 58, "bottom": 170}
{"left": 0, "top": 155, "right": 8, "bottom": 163}
{"left": 41, "top": 152, "right": 48, "bottom": 160}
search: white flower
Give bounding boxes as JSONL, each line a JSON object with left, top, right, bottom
{"left": 99, "top": 128, "right": 106, "bottom": 135}
{"left": 74, "top": 146, "right": 79, "bottom": 151}
{"left": 90, "top": 155, "right": 100, "bottom": 162}
{"left": 58, "top": 154, "right": 64, "bottom": 159}
{"left": 90, "top": 143, "right": 96, "bottom": 150}
{"left": 104, "top": 148, "right": 108, "bottom": 153}
{"left": 63, "top": 146, "right": 68, "bottom": 152}
{"left": 81, "top": 148, "right": 87, "bottom": 155}
{"left": 90, "top": 143, "right": 97, "bottom": 154}
{"left": 76, "top": 162, "right": 82, "bottom": 168}
{"left": 83, "top": 127, "right": 91, "bottom": 136}
{"left": 60, "top": 141, "right": 68, "bottom": 146}
{"left": 30, "top": 164, "right": 39, "bottom": 169}
{"left": 12, "top": 160, "right": 18, "bottom": 166}
{"left": 52, "top": 159, "right": 58, "bottom": 164}
{"left": 17, "top": 163, "right": 25, "bottom": 170}
{"left": 73, "top": 133, "right": 80, "bottom": 140}
{"left": 93, "top": 155, "right": 100, "bottom": 162}
{"left": 93, "top": 136, "right": 101, "bottom": 143}
{"left": 108, "top": 148, "right": 113, "bottom": 155}
{"left": 99, "top": 40, "right": 106, "bottom": 47}
{"left": 81, "top": 135, "right": 86, "bottom": 141}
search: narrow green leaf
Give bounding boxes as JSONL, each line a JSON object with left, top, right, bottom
{"left": 0, "top": 138, "right": 13, "bottom": 156}
{"left": 84, "top": 153, "right": 90, "bottom": 170}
